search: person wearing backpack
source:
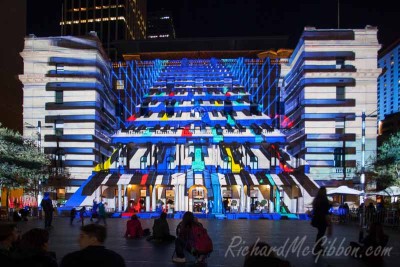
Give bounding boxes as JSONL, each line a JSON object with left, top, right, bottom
{"left": 172, "top": 211, "right": 213, "bottom": 263}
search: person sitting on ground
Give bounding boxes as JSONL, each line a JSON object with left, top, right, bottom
{"left": 124, "top": 215, "right": 149, "bottom": 238}
{"left": 148, "top": 212, "right": 175, "bottom": 242}
{"left": 60, "top": 224, "right": 125, "bottom": 267}
{"left": 14, "top": 228, "right": 58, "bottom": 267}
{"left": 243, "top": 242, "right": 291, "bottom": 267}
{"left": 349, "top": 222, "right": 389, "bottom": 261}
{"left": 173, "top": 211, "right": 212, "bottom": 264}
{"left": 0, "top": 223, "right": 19, "bottom": 266}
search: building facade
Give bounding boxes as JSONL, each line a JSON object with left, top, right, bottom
{"left": 377, "top": 39, "right": 400, "bottom": 121}
{"left": 61, "top": 0, "right": 147, "bottom": 59}
{"left": 20, "top": 35, "right": 117, "bottom": 200}
{"left": 280, "top": 26, "right": 381, "bottom": 182}
{"left": 20, "top": 27, "right": 381, "bottom": 213}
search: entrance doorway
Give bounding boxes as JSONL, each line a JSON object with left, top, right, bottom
{"left": 191, "top": 186, "right": 206, "bottom": 213}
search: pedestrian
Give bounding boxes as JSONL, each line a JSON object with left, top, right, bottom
{"left": 90, "top": 200, "right": 98, "bottom": 222}
{"left": 14, "top": 228, "right": 58, "bottom": 267}
{"left": 77, "top": 207, "right": 87, "bottom": 226}
{"left": 70, "top": 208, "right": 77, "bottom": 225}
{"left": 0, "top": 223, "right": 19, "bottom": 266}
{"left": 147, "top": 212, "right": 175, "bottom": 242}
{"left": 60, "top": 224, "right": 125, "bottom": 267}
{"left": 124, "top": 215, "right": 150, "bottom": 238}
{"left": 96, "top": 202, "right": 107, "bottom": 225}
{"left": 223, "top": 198, "right": 229, "bottom": 214}
{"left": 40, "top": 192, "right": 54, "bottom": 229}
{"left": 311, "top": 186, "right": 332, "bottom": 255}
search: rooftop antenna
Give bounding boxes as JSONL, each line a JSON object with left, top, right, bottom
{"left": 337, "top": 0, "right": 340, "bottom": 29}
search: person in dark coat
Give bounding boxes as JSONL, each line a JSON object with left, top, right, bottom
{"left": 0, "top": 223, "right": 19, "bottom": 267}
{"left": 40, "top": 192, "right": 54, "bottom": 229}
{"left": 311, "top": 186, "right": 331, "bottom": 254}
{"left": 149, "top": 212, "right": 175, "bottom": 242}
{"left": 60, "top": 224, "right": 125, "bottom": 267}
{"left": 13, "top": 228, "right": 58, "bottom": 267}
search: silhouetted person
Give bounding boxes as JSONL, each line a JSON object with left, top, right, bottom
{"left": 14, "top": 228, "right": 58, "bottom": 267}
{"left": 70, "top": 208, "right": 77, "bottom": 225}
{"left": 349, "top": 222, "right": 389, "bottom": 262}
{"left": 60, "top": 224, "right": 125, "bottom": 267}
{"left": 40, "top": 192, "right": 54, "bottom": 229}
{"left": 0, "top": 223, "right": 19, "bottom": 266}
{"left": 311, "top": 186, "right": 331, "bottom": 254}
{"left": 149, "top": 212, "right": 175, "bottom": 242}
{"left": 96, "top": 202, "right": 107, "bottom": 225}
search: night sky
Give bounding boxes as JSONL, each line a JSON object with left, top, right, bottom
{"left": 1, "top": 0, "right": 399, "bottom": 132}
{"left": 27, "top": 0, "right": 400, "bottom": 48}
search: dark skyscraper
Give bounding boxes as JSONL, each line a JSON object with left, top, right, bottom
{"left": 147, "top": 10, "right": 175, "bottom": 39}
{"left": 61, "top": 0, "right": 147, "bottom": 59}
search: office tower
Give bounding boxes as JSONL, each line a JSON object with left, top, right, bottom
{"left": 61, "top": 0, "right": 146, "bottom": 59}
{"left": 377, "top": 39, "right": 400, "bottom": 121}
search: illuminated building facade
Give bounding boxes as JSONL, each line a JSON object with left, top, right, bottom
{"left": 20, "top": 27, "right": 381, "bottom": 215}
{"left": 61, "top": 0, "right": 147, "bottom": 59}
{"left": 280, "top": 26, "right": 381, "bottom": 182}
{"left": 147, "top": 10, "right": 175, "bottom": 39}
{"left": 377, "top": 39, "right": 400, "bottom": 121}
{"left": 20, "top": 34, "right": 117, "bottom": 199}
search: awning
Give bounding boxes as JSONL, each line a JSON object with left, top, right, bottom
{"left": 117, "top": 174, "right": 133, "bottom": 185}
{"left": 104, "top": 173, "right": 119, "bottom": 186}
{"left": 82, "top": 172, "right": 108, "bottom": 196}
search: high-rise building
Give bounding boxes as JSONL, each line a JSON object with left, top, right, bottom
{"left": 147, "top": 10, "right": 175, "bottom": 39}
{"left": 377, "top": 39, "right": 400, "bottom": 121}
{"left": 60, "top": 0, "right": 147, "bottom": 59}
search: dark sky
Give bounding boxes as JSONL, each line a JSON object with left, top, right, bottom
{"left": 27, "top": 0, "right": 400, "bottom": 48}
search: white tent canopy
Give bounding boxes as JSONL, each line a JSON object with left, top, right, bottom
{"left": 376, "top": 186, "right": 400, "bottom": 196}
{"left": 327, "top": 186, "right": 362, "bottom": 195}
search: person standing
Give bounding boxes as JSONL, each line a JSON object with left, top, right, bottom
{"left": 90, "top": 200, "right": 98, "bottom": 222}
{"left": 60, "top": 224, "right": 125, "bottom": 267}
{"left": 96, "top": 202, "right": 107, "bottom": 226}
{"left": 40, "top": 193, "right": 54, "bottom": 229}
{"left": 311, "top": 186, "right": 331, "bottom": 254}
{"left": 70, "top": 208, "right": 77, "bottom": 225}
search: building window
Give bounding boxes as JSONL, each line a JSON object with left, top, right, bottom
{"left": 115, "top": 79, "right": 124, "bottom": 90}
{"left": 55, "top": 91, "right": 63, "bottom": 104}
{"left": 334, "top": 148, "right": 344, "bottom": 167}
{"left": 336, "top": 86, "right": 345, "bottom": 100}
{"left": 55, "top": 119, "right": 64, "bottom": 137}
{"left": 56, "top": 64, "right": 64, "bottom": 74}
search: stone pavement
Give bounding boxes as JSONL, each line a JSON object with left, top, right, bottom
{"left": 15, "top": 216, "right": 400, "bottom": 267}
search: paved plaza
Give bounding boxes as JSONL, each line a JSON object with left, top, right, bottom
{"left": 14, "top": 216, "right": 400, "bottom": 267}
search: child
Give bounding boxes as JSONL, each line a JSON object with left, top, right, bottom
{"left": 70, "top": 208, "right": 77, "bottom": 225}
{"left": 77, "top": 207, "right": 87, "bottom": 226}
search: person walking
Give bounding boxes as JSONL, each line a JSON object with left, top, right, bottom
{"left": 77, "top": 207, "right": 87, "bottom": 227}
{"left": 40, "top": 192, "right": 54, "bottom": 229}
{"left": 311, "top": 186, "right": 331, "bottom": 255}
{"left": 60, "top": 224, "right": 125, "bottom": 267}
{"left": 90, "top": 200, "right": 98, "bottom": 222}
{"left": 70, "top": 208, "right": 77, "bottom": 225}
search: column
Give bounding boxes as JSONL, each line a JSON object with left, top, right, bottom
{"left": 123, "top": 185, "right": 128, "bottom": 212}
{"left": 180, "top": 184, "right": 185, "bottom": 211}
{"left": 118, "top": 184, "right": 122, "bottom": 212}
{"left": 145, "top": 185, "right": 150, "bottom": 212}
{"left": 240, "top": 186, "right": 245, "bottom": 212}
{"left": 174, "top": 184, "right": 180, "bottom": 212}
{"left": 152, "top": 185, "right": 156, "bottom": 212}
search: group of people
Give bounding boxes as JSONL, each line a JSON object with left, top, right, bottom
{"left": 311, "top": 186, "right": 389, "bottom": 261}
{"left": 69, "top": 200, "right": 107, "bottom": 227}
{"left": 0, "top": 222, "right": 124, "bottom": 267}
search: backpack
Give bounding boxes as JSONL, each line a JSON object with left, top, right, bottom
{"left": 189, "top": 224, "right": 213, "bottom": 254}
